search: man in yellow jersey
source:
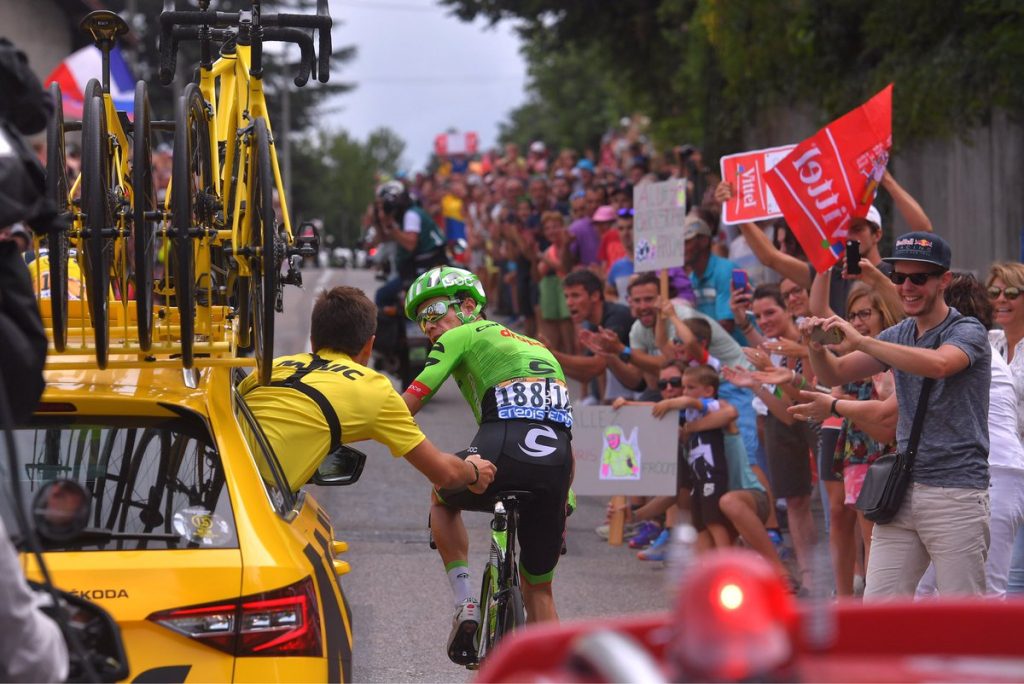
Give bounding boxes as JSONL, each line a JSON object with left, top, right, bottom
{"left": 238, "top": 286, "right": 495, "bottom": 496}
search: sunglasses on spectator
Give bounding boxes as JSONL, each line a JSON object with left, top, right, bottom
{"left": 416, "top": 299, "right": 459, "bottom": 331}
{"left": 889, "top": 270, "right": 944, "bottom": 286}
{"left": 988, "top": 286, "right": 1022, "bottom": 300}
{"left": 617, "top": 208, "right": 634, "bottom": 217}
{"left": 847, "top": 307, "right": 876, "bottom": 322}
{"left": 657, "top": 377, "right": 683, "bottom": 390}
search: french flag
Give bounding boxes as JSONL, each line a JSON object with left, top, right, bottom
{"left": 45, "top": 45, "right": 136, "bottom": 119}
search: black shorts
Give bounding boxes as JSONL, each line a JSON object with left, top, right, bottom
{"left": 436, "top": 420, "right": 573, "bottom": 584}
{"left": 763, "top": 413, "right": 816, "bottom": 499}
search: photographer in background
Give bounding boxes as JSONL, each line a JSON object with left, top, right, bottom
{"left": 0, "top": 37, "right": 70, "bottom": 682}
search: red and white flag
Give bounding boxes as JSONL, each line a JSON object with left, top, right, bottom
{"left": 766, "top": 85, "right": 893, "bottom": 272}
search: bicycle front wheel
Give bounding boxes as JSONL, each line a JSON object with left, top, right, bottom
{"left": 81, "top": 82, "right": 112, "bottom": 369}
{"left": 45, "top": 82, "right": 70, "bottom": 352}
{"left": 250, "top": 118, "right": 278, "bottom": 385}
{"left": 132, "top": 81, "right": 156, "bottom": 351}
{"left": 477, "top": 561, "right": 500, "bottom": 661}
{"left": 171, "top": 83, "right": 214, "bottom": 368}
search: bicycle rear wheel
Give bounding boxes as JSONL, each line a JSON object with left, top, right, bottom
{"left": 81, "top": 82, "right": 112, "bottom": 369}
{"left": 171, "top": 83, "right": 214, "bottom": 368}
{"left": 502, "top": 585, "right": 525, "bottom": 634}
{"left": 250, "top": 118, "right": 278, "bottom": 385}
{"left": 132, "top": 81, "right": 156, "bottom": 351}
{"left": 45, "top": 82, "right": 70, "bottom": 352}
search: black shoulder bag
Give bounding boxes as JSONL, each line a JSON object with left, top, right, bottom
{"left": 855, "top": 340, "right": 941, "bottom": 525}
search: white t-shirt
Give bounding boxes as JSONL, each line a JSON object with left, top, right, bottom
{"left": 988, "top": 344, "right": 1024, "bottom": 471}
{"left": 628, "top": 301, "right": 748, "bottom": 370}
{"left": 989, "top": 329, "right": 1024, "bottom": 443}
{"left": 403, "top": 209, "right": 422, "bottom": 234}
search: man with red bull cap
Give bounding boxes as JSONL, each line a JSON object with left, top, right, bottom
{"left": 802, "top": 232, "right": 991, "bottom": 599}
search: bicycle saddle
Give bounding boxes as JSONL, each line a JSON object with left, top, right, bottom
{"left": 494, "top": 490, "right": 534, "bottom": 506}
{"left": 81, "top": 10, "right": 130, "bottom": 45}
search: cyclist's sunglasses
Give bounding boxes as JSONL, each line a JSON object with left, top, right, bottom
{"left": 416, "top": 299, "right": 459, "bottom": 330}
{"left": 657, "top": 377, "right": 683, "bottom": 390}
{"left": 889, "top": 270, "right": 944, "bottom": 286}
{"left": 988, "top": 286, "right": 1022, "bottom": 301}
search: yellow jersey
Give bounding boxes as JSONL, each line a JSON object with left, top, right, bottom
{"left": 27, "top": 253, "right": 85, "bottom": 300}
{"left": 238, "top": 350, "right": 425, "bottom": 490}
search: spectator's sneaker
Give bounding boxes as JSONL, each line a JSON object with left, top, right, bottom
{"left": 637, "top": 529, "right": 671, "bottom": 561}
{"left": 628, "top": 522, "right": 662, "bottom": 549}
{"left": 766, "top": 527, "right": 792, "bottom": 560}
{"left": 447, "top": 598, "right": 480, "bottom": 666}
{"left": 594, "top": 521, "right": 640, "bottom": 540}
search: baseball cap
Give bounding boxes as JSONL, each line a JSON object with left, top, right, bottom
{"left": 529, "top": 140, "right": 546, "bottom": 154}
{"left": 682, "top": 216, "right": 712, "bottom": 240}
{"left": 883, "top": 232, "right": 952, "bottom": 271}
{"left": 576, "top": 159, "right": 595, "bottom": 173}
{"left": 592, "top": 205, "right": 616, "bottom": 222}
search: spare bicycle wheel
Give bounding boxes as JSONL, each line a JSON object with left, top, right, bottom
{"left": 45, "top": 82, "right": 71, "bottom": 352}
{"left": 170, "top": 83, "right": 214, "bottom": 369}
{"left": 132, "top": 81, "right": 157, "bottom": 351}
{"left": 250, "top": 117, "right": 278, "bottom": 385}
{"left": 81, "top": 81, "right": 112, "bottom": 370}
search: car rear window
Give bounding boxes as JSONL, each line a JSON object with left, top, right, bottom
{"left": 0, "top": 413, "right": 238, "bottom": 551}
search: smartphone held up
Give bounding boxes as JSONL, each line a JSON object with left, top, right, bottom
{"left": 845, "top": 240, "right": 861, "bottom": 275}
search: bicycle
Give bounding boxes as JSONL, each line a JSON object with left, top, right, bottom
{"left": 45, "top": 11, "right": 160, "bottom": 368}
{"left": 157, "top": 0, "right": 330, "bottom": 383}
{"left": 469, "top": 491, "right": 530, "bottom": 667}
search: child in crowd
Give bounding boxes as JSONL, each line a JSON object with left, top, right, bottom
{"left": 654, "top": 365, "right": 790, "bottom": 580}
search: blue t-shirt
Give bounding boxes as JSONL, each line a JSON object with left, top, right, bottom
{"left": 690, "top": 253, "right": 741, "bottom": 338}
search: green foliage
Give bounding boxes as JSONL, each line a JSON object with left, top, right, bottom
{"left": 442, "top": 0, "right": 1024, "bottom": 158}
{"left": 290, "top": 127, "right": 406, "bottom": 247}
{"left": 498, "top": 36, "right": 623, "bottom": 154}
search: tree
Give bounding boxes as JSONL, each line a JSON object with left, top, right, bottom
{"left": 290, "top": 127, "right": 406, "bottom": 247}
{"left": 442, "top": 0, "right": 1024, "bottom": 158}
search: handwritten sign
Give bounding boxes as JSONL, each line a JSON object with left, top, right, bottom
{"left": 633, "top": 179, "right": 687, "bottom": 272}
{"left": 719, "top": 144, "right": 796, "bottom": 225}
{"left": 571, "top": 406, "right": 679, "bottom": 496}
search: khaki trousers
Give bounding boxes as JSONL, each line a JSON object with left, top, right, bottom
{"left": 864, "top": 482, "right": 990, "bottom": 601}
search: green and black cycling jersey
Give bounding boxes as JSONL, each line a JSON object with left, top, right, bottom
{"left": 405, "top": 320, "right": 573, "bottom": 429}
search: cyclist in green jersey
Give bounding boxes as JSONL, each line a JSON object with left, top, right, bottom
{"left": 402, "top": 266, "right": 573, "bottom": 665}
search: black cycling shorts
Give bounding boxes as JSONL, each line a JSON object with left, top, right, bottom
{"left": 436, "top": 420, "right": 573, "bottom": 585}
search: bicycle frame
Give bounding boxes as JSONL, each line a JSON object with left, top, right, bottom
{"left": 478, "top": 499, "right": 522, "bottom": 663}
{"left": 99, "top": 91, "right": 133, "bottom": 343}
{"left": 196, "top": 40, "right": 294, "bottom": 281}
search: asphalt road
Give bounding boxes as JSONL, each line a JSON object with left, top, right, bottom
{"left": 276, "top": 267, "right": 667, "bottom": 683}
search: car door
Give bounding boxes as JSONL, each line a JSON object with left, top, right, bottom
{"left": 232, "top": 394, "right": 355, "bottom": 683}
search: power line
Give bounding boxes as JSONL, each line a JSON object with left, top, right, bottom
{"left": 334, "top": 0, "right": 443, "bottom": 12}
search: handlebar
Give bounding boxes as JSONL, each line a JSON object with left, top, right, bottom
{"left": 170, "top": 26, "right": 315, "bottom": 87}
{"left": 159, "top": 0, "right": 331, "bottom": 86}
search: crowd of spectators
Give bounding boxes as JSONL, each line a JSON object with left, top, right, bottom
{"left": 370, "top": 127, "right": 1024, "bottom": 601}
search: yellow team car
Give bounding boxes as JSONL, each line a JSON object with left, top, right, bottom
{"left": 4, "top": 359, "right": 358, "bottom": 682}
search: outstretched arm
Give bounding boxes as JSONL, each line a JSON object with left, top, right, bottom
{"left": 881, "top": 170, "right": 932, "bottom": 233}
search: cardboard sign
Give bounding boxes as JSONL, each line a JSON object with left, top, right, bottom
{"left": 571, "top": 406, "right": 679, "bottom": 496}
{"left": 632, "top": 179, "right": 687, "bottom": 272}
{"left": 719, "top": 144, "right": 796, "bottom": 225}
{"left": 766, "top": 85, "right": 893, "bottom": 273}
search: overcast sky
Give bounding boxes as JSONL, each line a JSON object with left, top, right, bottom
{"left": 324, "top": 0, "right": 527, "bottom": 172}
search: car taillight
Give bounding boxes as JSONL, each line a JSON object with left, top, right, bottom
{"left": 147, "top": 577, "right": 322, "bottom": 657}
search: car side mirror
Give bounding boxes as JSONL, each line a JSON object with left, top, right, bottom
{"left": 29, "top": 581, "right": 130, "bottom": 682}
{"left": 32, "top": 479, "right": 91, "bottom": 542}
{"left": 311, "top": 446, "right": 366, "bottom": 486}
